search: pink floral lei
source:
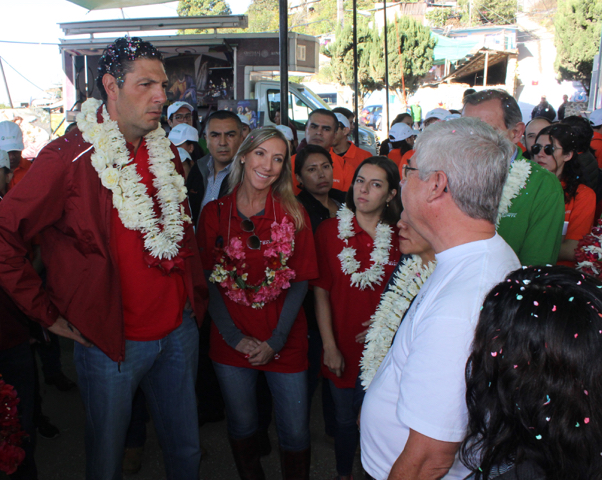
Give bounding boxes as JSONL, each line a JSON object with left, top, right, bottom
{"left": 209, "top": 216, "right": 297, "bottom": 309}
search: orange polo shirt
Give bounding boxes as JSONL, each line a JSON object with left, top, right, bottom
{"left": 291, "top": 147, "right": 346, "bottom": 195}
{"left": 591, "top": 131, "right": 602, "bottom": 169}
{"left": 388, "top": 149, "right": 414, "bottom": 179}
{"left": 8, "top": 157, "right": 31, "bottom": 190}
{"left": 558, "top": 183, "right": 596, "bottom": 268}
{"left": 335, "top": 142, "right": 372, "bottom": 191}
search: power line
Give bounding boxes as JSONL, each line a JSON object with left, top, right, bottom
{"left": 0, "top": 57, "right": 46, "bottom": 92}
{"left": 0, "top": 40, "right": 59, "bottom": 46}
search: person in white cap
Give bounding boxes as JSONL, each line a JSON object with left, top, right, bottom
{"left": 589, "top": 109, "right": 602, "bottom": 168}
{"left": 331, "top": 112, "right": 372, "bottom": 189}
{"left": 167, "top": 101, "right": 194, "bottom": 128}
{"left": 387, "top": 122, "right": 419, "bottom": 169}
{"left": 237, "top": 113, "right": 252, "bottom": 139}
{"left": 423, "top": 108, "right": 451, "bottom": 128}
{"left": 0, "top": 121, "right": 28, "bottom": 189}
{"left": 276, "top": 124, "right": 294, "bottom": 153}
{"left": 169, "top": 123, "right": 199, "bottom": 180}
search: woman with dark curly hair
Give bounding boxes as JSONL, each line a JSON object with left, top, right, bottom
{"left": 532, "top": 124, "right": 595, "bottom": 266}
{"left": 461, "top": 265, "right": 602, "bottom": 480}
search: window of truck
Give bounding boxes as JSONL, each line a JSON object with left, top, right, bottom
{"left": 267, "top": 89, "right": 313, "bottom": 131}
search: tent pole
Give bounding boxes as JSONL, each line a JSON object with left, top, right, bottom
{"left": 279, "top": 0, "right": 288, "bottom": 129}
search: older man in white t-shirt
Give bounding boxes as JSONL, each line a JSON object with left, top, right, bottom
{"left": 360, "top": 117, "right": 521, "bottom": 480}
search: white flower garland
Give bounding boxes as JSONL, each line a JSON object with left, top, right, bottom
{"left": 360, "top": 255, "right": 436, "bottom": 389}
{"left": 496, "top": 159, "right": 531, "bottom": 228}
{"left": 77, "top": 98, "right": 190, "bottom": 260}
{"left": 336, "top": 205, "right": 394, "bottom": 290}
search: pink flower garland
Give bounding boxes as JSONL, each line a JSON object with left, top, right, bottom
{"left": 0, "top": 377, "right": 26, "bottom": 475}
{"left": 210, "top": 216, "right": 297, "bottom": 308}
{"left": 576, "top": 218, "right": 602, "bottom": 277}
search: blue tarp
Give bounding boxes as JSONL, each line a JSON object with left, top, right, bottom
{"left": 432, "top": 33, "right": 481, "bottom": 65}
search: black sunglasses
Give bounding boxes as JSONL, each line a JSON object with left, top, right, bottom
{"left": 241, "top": 219, "right": 261, "bottom": 250}
{"left": 531, "top": 143, "right": 555, "bottom": 156}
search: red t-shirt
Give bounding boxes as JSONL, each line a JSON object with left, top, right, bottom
{"left": 112, "top": 140, "right": 187, "bottom": 341}
{"left": 337, "top": 142, "right": 372, "bottom": 191}
{"left": 291, "top": 148, "right": 346, "bottom": 195}
{"left": 558, "top": 183, "right": 596, "bottom": 268}
{"left": 311, "top": 216, "right": 401, "bottom": 388}
{"left": 198, "top": 189, "right": 318, "bottom": 373}
{"left": 591, "top": 131, "right": 602, "bottom": 169}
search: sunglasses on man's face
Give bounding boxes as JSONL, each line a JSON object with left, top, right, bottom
{"left": 531, "top": 143, "right": 555, "bottom": 156}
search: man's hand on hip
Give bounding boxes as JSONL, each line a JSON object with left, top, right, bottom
{"left": 48, "top": 315, "right": 92, "bottom": 347}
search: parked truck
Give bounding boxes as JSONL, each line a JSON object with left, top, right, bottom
{"left": 58, "top": 16, "right": 378, "bottom": 154}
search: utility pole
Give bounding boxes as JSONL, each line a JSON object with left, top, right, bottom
{"left": 280, "top": 0, "right": 289, "bottom": 126}
{"left": 337, "top": 0, "right": 344, "bottom": 28}
{"left": 384, "top": 0, "right": 390, "bottom": 136}
{"left": 0, "top": 57, "right": 13, "bottom": 109}
{"left": 353, "top": 0, "right": 359, "bottom": 145}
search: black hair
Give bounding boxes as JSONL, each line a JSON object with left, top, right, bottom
{"left": 560, "top": 115, "right": 594, "bottom": 152}
{"left": 332, "top": 107, "right": 353, "bottom": 122}
{"left": 463, "top": 88, "right": 477, "bottom": 99}
{"left": 307, "top": 109, "right": 339, "bottom": 131}
{"left": 64, "top": 122, "right": 77, "bottom": 135}
{"left": 205, "top": 110, "right": 242, "bottom": 132}
{"left": 391, "top": 113, "right": 412, "bottom": 128}
{"left": 345, "top": 156, "right": 402, "bottom": 227}
{"left": 461, "top": 266, "right": 602, "bottom": 480}
{"left": 96, "top": 37, "right": 163, "bottom": 102}
{"left": 463, "top": 89, "right": 522, "bottom": 130}
{"left": 294, "top": 144, "right": 332, "bottom": 175}
{"left": 535, "top": 124, "right": 580, "bottom": 202}
{"left": 391, "top": 139, "right": 413, "bottom": 156}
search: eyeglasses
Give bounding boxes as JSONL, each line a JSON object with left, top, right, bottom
{"left": 241, "top": 219, "right": 261, "bottom": 250}
{"left": 402, "top": 165, "right": 419, "bottom": 179}
{"left": 174, "top": 113, "right": 193, "bottom": 122}
{"left": 531, "top": 143, "right": 555, "bottom": 156}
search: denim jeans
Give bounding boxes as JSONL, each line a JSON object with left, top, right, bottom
{"left": 329, "top": 379, "right": 363, "bottom": 476}
{"left": 213, "top": 362, "right": 310, "bottom": 451}
{"left": 74, "top": 311, "right": 200, "bottom": 480}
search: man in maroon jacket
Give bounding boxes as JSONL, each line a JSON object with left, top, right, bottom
{"left": 0, "top": 38, "right": 208, "bottom": 480}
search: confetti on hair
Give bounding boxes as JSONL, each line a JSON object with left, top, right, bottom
{"left": 523, "top": 279, "right": 531, "bottom": 284}
{"left": 585, "top": 390, "right": 589, "bottom": 395}
{"left": 514, "top": 365, "right": 518, "bottom": 369}
{"left": 585, "top": 418, "right": 590, "bottom": 424}
{"left": 546, "top": 417, "right": 550, "bottom": 421}
{"left": 491, "top": 352, "right": 498, "bottom": 357}
{"left": 575, "top": 333, "right": 579, "bottom": 338}
{"left": 569, "top": 297, "right": 574, "bottom": 302}
{"left": 576, "top": 422, "right": 580, "bottom": 427}
{"left": 552, "top": 305, "right": 557, "bottom": 312}
{"left": 534, "top": 301, "right": 539, "bottom": 306}
{"left": 516, "top": 295, "right": 523, "bottom": 300}
{"left": 535, "top": 435, "right": 542, "bottom": 440}
{"left": 577, "top": 281, "right": 582, "bottom": 285}
{"left": 544, "top": 395, "right": 551, "bottom": 405}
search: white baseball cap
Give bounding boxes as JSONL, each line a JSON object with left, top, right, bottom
{"left": 0, "top": 121, "right": 24, "bottom": 152}
{"left": 445, "top": 113, "right": 462, "bottom": 121}
{"left": 589, "top": 109, "right": 602, "bottom": 127}
{"left": 0, "top": 150, "right": 9, "bottom": 170}
{"left": 167, "top": 101, "right": 194, "bottom": 119}
{"left": 237, "top": 114, "right": 251, "bottom": 127}
{"left": 168, "top": 123, "right": 199, "bottom": 146}
{"left": 177, "top": 147, "right": 192, "bottom": 163}
{"left": 425, "top": 108, "right": 451, "bottom": 122}
{"left": 276, "top": 125, "right": 294, "bottom": 141}
{"left": 389, "top": 123, "right": 419, "bottom": 142}
{"left": 334, "top": 113, "right": 350, "bottom": 129}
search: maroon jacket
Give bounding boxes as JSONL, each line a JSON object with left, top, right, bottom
{"left": 0, "top": 128, "right": 208, "bottom": 362}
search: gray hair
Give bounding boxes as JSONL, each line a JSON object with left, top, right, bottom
{"left": 463, "top": 89, "right": 523, "bottom": 130}
{"left": 413, "top": 117, "right": 514, "bottom": 224}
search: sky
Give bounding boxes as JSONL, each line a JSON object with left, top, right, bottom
{"left": 0, "top": 0, "right": 252, "bottom": 105}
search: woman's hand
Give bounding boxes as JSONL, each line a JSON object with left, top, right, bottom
{"left": 247, "top": 342, "right": 276, "bottom": 366}
{"left": 235, "top": 336, "right": 261, "bottom": 355}
{"left": 323, "top": 345, "right": 345, "bottom": 378}
{"left": 355, "top": 319, "right": 373, "bottom": 344}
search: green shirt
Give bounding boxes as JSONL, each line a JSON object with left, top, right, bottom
{"left": 497, "top": 149, "right": 564, "bottom": 266}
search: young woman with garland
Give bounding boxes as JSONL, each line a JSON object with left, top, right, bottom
{"left": 532, "top": 124, "right": 595, "bottom": 267}
{"left": 461, "top": 266, "right": 602, "bottom": 480}
{"left": 197, "top": 127, "right": 317, "bottom": 480}
{"left": 360, "top": 210, "right": 436, "bottom": 390}
{"left": 312, "top": 157, "right": 402, "bottom": 480}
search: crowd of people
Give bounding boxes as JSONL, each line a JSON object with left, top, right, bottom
{"left": 1, "top": 36, "right": 602, "bottom": 480}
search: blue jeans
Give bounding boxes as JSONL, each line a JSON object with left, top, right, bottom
{"left": 74, "top": 312, "right": 200, "bottom": 480}
{"left": 213, "top": 362, "right": 310, "bottom": 451}
{"left": 329, "top": 379, "right": 363, "bottom": 476}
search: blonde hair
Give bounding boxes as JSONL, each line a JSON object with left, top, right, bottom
{"left": 228, "top": 126, "right": 306, "bottom": 231}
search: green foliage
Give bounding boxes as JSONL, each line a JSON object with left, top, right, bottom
{"left": 321, "top": 19, "right": 380, "bottom": 100}
{"left": 177, "top": 0, "right": 232, "bottom": 33}
{"left": 246, "top": 0, "right": 280, "bottom": 32}
{"left": 372, "top": 16, "right": 436, "bottom": 97}
{"left": 554, "top": 0, "right": 602, "bottom": 91}
{"left": 323, "top": 15, "right": 436, "bottom": 100}
{"left": 425, "top": 8, "right": 451, "bottom": 28}
{"left": 471, "top": 0, "right": 516, "bottom": 25}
